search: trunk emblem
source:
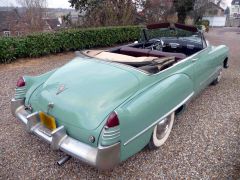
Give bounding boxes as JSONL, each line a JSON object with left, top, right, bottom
{"left": 56, "top": 84, "right": 66, "bottom": 95}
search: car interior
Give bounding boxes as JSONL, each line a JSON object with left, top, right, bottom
{"left": 81, "top": 23, "right": 205, "bottom": 74}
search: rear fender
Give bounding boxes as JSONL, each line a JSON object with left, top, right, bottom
{"left": 117, "top": 73, "right": 194, "bottom": 161}
{"left": 210, "top": 45, "right": 229, "bottom": 68}
{"left": 24, "top": 69, "right": 57, "bottom": 104}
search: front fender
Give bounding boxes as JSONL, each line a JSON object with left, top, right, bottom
{"left": 210, "top": 45, "right": 229, "bottom": 68}
{"left": 117, "top": 73, "right": 194, "bottom": 161}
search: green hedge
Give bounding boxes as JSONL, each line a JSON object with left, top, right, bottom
{"left": 0, "top": 26, "right": 142, "bottom": 63}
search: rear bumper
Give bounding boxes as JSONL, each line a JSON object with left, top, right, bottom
{"left": 11, "top": 98, "right": 120, "bottom": 169}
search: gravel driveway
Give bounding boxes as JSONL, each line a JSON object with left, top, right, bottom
{"left": 0, "top": 28, "right": 239, "bottom": 179}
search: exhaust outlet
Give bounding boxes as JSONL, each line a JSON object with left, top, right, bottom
{"left": 57, "top": 155, "right": 71, "bottom": 166}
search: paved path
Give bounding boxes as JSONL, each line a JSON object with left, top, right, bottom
{"left": 0, "top": 28, "right": 239, "bottom": 179}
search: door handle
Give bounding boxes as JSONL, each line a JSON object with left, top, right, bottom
{"left": 191, "top": 58, "right": 198, "bottom": 62}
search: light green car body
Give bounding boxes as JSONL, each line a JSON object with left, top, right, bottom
{"left": 14, "top": 42, "right": 229, "bottom": 163}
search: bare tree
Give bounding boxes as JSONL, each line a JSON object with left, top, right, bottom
{"left": 216, "top": 0, "right": 226, "bottom": 8}
{"left": 70, "top": 0, "right": 138, "bottom": 27}
{"left": 134, "top": 0, "right": 146, "bottom": 11}
{"left": 16, "top": 0, "right": 47, "bottom": 32}
{"left": 142, "top": 0, "right": 174, "bottom": 23}
{"left": 193, "top": 0, "right": 210, "bottom": 22}
{"left": 62, "top": 12, "right": 73, "bottom": 27}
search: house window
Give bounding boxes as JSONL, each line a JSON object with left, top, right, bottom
{"left": 3, "top": 31, "right": 11, "bottom": 37}
{"left": 17, "top": 31, "right": 21, "bottom": 36}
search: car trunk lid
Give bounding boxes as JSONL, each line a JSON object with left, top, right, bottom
{"left": 30, "top": 58, "right": 140, "bottom": 130}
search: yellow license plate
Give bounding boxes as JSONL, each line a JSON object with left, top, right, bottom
{"left": 39, "top": 112, "right": 56, "bottom": 130}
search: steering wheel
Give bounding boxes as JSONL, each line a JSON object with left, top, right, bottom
{"left": 146, "top": 38, "right": 165, "bottom": 51}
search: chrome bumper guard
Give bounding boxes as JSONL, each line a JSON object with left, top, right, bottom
{"left": 11, "top": 98, "right": 120, "bottom": 169}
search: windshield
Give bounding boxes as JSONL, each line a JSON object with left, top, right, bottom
{"left": 140, "top": 28, "right": 202, "bottom": 43}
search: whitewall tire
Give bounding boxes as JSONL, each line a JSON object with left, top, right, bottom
{"left": 148, "top": 112, "right": 175, "bottom": 149}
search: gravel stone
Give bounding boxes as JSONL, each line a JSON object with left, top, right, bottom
{"left": 0, "top": 28, "right": 239, "bottom": 179}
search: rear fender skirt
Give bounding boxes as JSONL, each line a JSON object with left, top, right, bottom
{"left": 116, "top": 74, "right": 194, "bottom": 161}
{"left": 123, "top": 92, "right": 193, "bottom": 146}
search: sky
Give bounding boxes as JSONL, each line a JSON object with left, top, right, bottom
{"left": 47, "top": 0, "right": 73, "bottom": 9}
{"left": 0, "top": 0, "right": 233, "bottom": 9}
{"left": 0, "top": 0, "right": 73, "bottom": 8}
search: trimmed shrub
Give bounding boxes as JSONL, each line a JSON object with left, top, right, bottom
{"left": 0, "top": 26, "right": 142, "bottom": 63}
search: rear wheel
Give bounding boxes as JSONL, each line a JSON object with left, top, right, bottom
{"left": 148, "top": 112, "right": 175, "bottom": 149}
{"left": 175, "top": 105, "right": 186, "bottom": 115}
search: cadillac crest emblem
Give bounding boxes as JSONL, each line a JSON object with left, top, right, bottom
{"left": 56, "top": 84, "right": 66, "bottom": 95}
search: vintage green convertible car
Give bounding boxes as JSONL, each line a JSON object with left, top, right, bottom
{"left": 11, "top": 23, "right": 229, "bottom": 169}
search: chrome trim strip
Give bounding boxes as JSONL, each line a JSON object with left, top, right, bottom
{"left": 102, "top": 135, "right": 120, "bottom": 140}
{"left": 123, "top": 92, "right": 194, "bottom": 146}
{"left": 103, "top": 128, "right": 120, "bottom": 134}
{"left": 15, "top": 89, "right": 26, "bottom": 93}
{"left": 103, "top": 132, "right": 120, "bottom": 137}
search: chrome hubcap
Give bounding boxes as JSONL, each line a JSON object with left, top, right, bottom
{"left": 156, "top": 117, "right": 171, "bottom": 140}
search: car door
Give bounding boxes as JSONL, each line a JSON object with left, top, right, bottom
{"left": 191, "top": 46, "right": 216, "bottom": 93}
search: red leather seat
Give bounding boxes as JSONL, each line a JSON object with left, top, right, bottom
{"left": 119, "top": 47, "right": 187, "bottom": 60}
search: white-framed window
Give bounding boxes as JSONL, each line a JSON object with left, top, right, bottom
{"left": 3, "top": 31, "right": 11, "bottom": 37}
{"left": 17, "top": 31, "right": 21, "bottom": 36}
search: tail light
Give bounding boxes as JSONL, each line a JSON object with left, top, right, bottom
{"left": 106, "top": 112, "right": 119, "bottom": 128}
{"left": 16, "top": 76, "right": 26, "bottom": 87}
